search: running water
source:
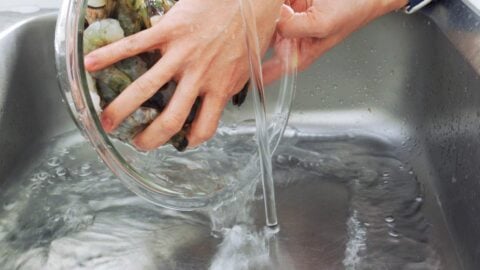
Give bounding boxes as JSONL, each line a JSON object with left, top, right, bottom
{"left": 238, "top": 0, "right": 298, "bottom": 227}
{"left": 0, "top": 130, "right": 460, "bottom": 269}
{"left": 239, "top": 0, "right": 278, "bottom": 227}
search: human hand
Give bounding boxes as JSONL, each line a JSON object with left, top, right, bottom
{"left": 85, "top": 0, "right": 282, "bottom": 150}
{"left": 263, "top": 0, "right": 408, "bottom": 83}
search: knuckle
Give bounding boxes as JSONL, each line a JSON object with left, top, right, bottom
{"left": 162, "top": 118, "right": 183, "bottom": 135}
{"left": 132, "top": 77, "right": 158, "bottom": 99}
{"left": 309, "top": 10, "right": 334, "bottom": 37}
{"left": 122, "top": 36, "right": 142, "bottom": 55}
{"left": 209, "top": 90, "right": 229, "bottom": 101}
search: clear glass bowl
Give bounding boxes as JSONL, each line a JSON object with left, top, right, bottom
{"left": 54, "top": 0, "right": 294, "bottom": 210}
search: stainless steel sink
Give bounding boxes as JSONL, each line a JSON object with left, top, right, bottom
{"left": 1, "top": 1, "right": 479, "bottom": 269}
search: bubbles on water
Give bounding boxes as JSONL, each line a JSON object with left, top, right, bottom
{"left": 59, "top": 148, "right": 70, "bottom": 156}
{"left": 0, "top": 132, "right": 452, "bottom": 270}
{"left": 273, "top": 154, "right": 287, "bottom": 165}
{"left": 55, "top": 167, "right": 67, "bottom": 177}
{"left": 388, "top": 230, "right": 400, "bottom": 238}
{"left": 384, "top": 216, "right": 395, "bottom": 223}
{"left": 343, "top": 210, "right": 366, "bottom": 270}
{"left": 210, "top": 225, "right": 273, "bottom": 270}
{"left": 81, "top": 163, "right": 91, "bottom": 171}
{"left": 79, "top": 163, "right": 92, "bottom": 177}
{"left": 47, "top": 157, "right": 60, "bottom": 167}
{"left": 35, "top": 171, "right": 49, "bottom": 181}
{"left": 2, "top": 201, "right": 16, "bottom": 211}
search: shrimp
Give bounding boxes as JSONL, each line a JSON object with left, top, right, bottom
{"left": 83, "top": 18, "right": 124, "bottom": 54}
{"left": 116, "top": 0, "right": 150, "bottom": 36}
{"left": 113, "top": 107, "right": 159, "bottom": 141}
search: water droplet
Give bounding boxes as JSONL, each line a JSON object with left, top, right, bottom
{"left": 47, "top": 157, "right": 60, "bottom": 167}
{"left": 56, "top": 167, "right": 67, "bottom": 177}
{"left": 3, "top": 202, "right": 16, "bottom": 211}
{"left": 276, "top": 155, "right": 287, "bottom": 164}
{"left": 59, "top": 148, "right": 70, "bottom": 156}
{"left": 36, "top": 171, "right": 49, "bottom": 181}
{"left": 81, "top": 163, "right": 91, "bottom": 171}
{"left": 385, "top": 216, "right": 395, "bottom": 223}
{"left": 388, "top": 230, "right": 399, "bottom": 238}
{"left": 79, "top": 163, "right": 92, "bottom": 177}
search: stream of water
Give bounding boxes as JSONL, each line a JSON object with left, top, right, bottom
{"left": 239, "top": 0, "right": 278, "bottom": 227}
{"left": 238, "top": 0, "right": 298, "bottom": 228}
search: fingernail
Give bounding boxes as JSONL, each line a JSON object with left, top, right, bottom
{"left": 84, "top": 55, "right": 95, "bottom": 70}
{"left": 100, "top": 115, "right": 113, "bottom": 132}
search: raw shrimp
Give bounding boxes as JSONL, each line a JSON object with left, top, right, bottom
{"left": 116, "top": 0, "right": 150, "bottom": 36}
{"left": 83, "top": 18, "right": 124, "bottom": 54}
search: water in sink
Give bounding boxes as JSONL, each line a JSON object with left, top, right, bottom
{"left": 0, "top": 128, "right": 461, "bottom": 269}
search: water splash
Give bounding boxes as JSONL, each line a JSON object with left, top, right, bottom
{"left": 0, "top": 131, "right": 458, "bottom": 269}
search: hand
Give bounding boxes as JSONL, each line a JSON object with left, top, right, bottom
{"left": 263, "top": 0, "right": 408, "bottom": 84}
{"left": 85, "top": 0, "right": 282, "bottom": 150}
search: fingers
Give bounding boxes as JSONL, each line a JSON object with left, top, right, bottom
{"left": 84, "top": 27, "right": 164, "bottom": 72}
{"left": 187, "top": 94, "right": 227, "bottom": 147}
{"left": 133, "top": 76, "right": 200, "bottom": 150}
{"left": 277, "top": 5, "right": 332, "bottom": 39}
{"left": 100, "top": 52, "right": 182, "bottom": 132}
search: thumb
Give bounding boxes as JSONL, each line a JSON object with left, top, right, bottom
{"left": 277, "top": 4, "right": 328, "bottom": 39}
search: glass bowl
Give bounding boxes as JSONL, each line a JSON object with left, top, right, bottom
{"left": 54, "top": 0, "right": 294, "bottom": 210}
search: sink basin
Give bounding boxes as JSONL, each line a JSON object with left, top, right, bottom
{"left": 1, "top": 1, "right": 479, "bottom": 269}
